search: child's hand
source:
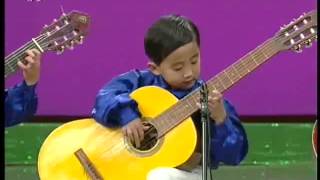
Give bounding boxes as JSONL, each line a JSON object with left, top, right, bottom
{"left": 17, "top": 49, "right": 42, "bottom": 86}
{"left": 122, "top": 118, "right": 147, "bottom": 148}
{"left": 208, "top": 90, "right": 226, "bottom": 125}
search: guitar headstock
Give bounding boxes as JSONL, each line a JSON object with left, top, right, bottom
{"left": 38, "top": 10, "right": 91, "bottom": 54}
{"left": 275, "top": 10, "right": 317, "bottom": 53}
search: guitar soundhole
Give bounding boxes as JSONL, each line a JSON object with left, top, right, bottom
{"left": 132, "top": 123, "right": 158, "bottom": 151}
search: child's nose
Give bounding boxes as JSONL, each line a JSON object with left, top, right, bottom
{"left": 183, "top": 69, "right": 193, "bottom": 78}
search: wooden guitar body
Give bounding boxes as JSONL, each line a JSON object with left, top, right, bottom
{"left": 38, "top": 86, "right": 197, "bottom": 180}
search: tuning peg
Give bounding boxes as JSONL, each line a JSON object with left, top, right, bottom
{"left": 280, "top": 24, "right": 287, "bottom": 30}
{"left": 293, "top": 44, "right": 302, "bottom": 53}
{"left": 304, "top": 39, "right": 312, "bottom": 48}
{"left": 63, "top": 36, "right": 68, "bottom": 41}
{"left": 284, "top": 32, "right": 290, "bottom": 37}
{"left": 303, "top": 19, "right": 308, "bottom": 24}
{"left": 63, "top": 19, "right": 69, "bottom": 25}
{"left": 74, "top": 39, "right": 81, "bottom": 45}
{"left": 290, "top": 39, "right": 295, "bottom": 45}
{"left": 66, "top": 44, "right": 74, "bottom": 50}
{"left": 43, "top": 24, "right": 48, "bottom": 29}
{"left": 310, "top": 28, "right": 316, "bottom": 34}
{"left": 53, "top": 41, "right": 59, "bottom": 46}
{"left": 72, "top": 30, "right": 78, "bottom": 36}
{"left": 53, "top": 18, "right": 58, "bottom": 23}
{"left": 60, "top": 5, "right": 66, "bottom": 17}
{"left": 75, "top": 36, "right": 84, "bottom": 44}
{"left": 290, "top": 18, "right": 296, "bottom": 24}
{"left": 310, "top": 35, "right": 318, "bottom": 42}
{"left": 66, "top": 46, "right": 74, "bottom": 50}
{"left": 56, "top": 46, "right": 65, "bottom": 55}
{"left": 70, "top": 40, "right": 75, "bottom": 46}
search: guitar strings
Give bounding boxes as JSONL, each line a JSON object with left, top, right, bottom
{"left": 139, "top": 37, "right": 283, "bottom": 149}
{"left": 5, "top": 20, "right": 74, "bottom": 63}
{"left": 5, "top": 35, "right": 48, "bottom": 77}
{"left": 5, "top": 33, "right": 47, "bottom": 61}
{"left": 5, "top": 33, "right": 48, "bottom": 74}
{"left": 5, "top": 22, "right": 73, "bottom": 70}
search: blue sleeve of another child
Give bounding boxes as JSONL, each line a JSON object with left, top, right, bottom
{"left": 91, "top": 70, "right": 142, "bottom": 127}
{"left": 5, "top": 81, "right": 38, "bottom": 127}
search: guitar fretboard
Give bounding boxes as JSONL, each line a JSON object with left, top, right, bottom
{"left": 4, "top": 30, "right": 56, "bottom": 78}
{"left": 153, "top": 38, "right": 280, "bottom": 137}
{"left": 5, "top": 40, "right": 39, "bottom": 78}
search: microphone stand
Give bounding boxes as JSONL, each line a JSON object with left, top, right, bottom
{"left": 200, "top": 83, "right": 210, "bottom": 180}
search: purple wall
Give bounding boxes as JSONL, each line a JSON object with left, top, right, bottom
{"left": 5, "top": 0, "right": 317, "bottom": 116}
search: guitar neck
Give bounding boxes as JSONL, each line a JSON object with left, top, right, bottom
{"left": 5, "top": 36, "right": 44, "bottom": 78}
{"left": 154, "top": 37, "right": 281, "bottom": 137}
{"left": 205, "top": 38, "right": 279, "bottom": 93}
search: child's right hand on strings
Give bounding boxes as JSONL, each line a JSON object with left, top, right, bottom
{"left": 122, "top": 118, "right": 147, "bottom": 148}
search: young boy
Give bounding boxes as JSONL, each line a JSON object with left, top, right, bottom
{"left": 92, "top": 14, "right": 248, "bottom": 179}
{"left": 5, "top": 49, "right": 42, "bottom": 127}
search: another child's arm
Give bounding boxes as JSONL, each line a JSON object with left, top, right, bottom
{"left": 5, "top": 49, "right": 41, "bottom": 127}
{"left": 18, "top": 49, "right": 41, "bottom": 86}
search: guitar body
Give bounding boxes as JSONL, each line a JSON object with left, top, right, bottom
{"left": 38, "top": 86, "right": 197, "bottom": 180}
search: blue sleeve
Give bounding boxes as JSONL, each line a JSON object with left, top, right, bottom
{"left": 5, "top": 81, "right": 38, "bottom": 127}
{"left": 91, "top": 70, "right": 142, "bottom": 127}
{"left": 209, "top": 100, "right": 248, "bottom": 169}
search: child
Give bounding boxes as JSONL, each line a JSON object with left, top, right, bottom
{"left": 5, "top": 49, "right": 42, "bottom": 127}
{"left": 92, "top": 14, "right": 248, "bottom": 180}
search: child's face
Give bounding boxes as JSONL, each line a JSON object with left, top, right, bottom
{"left": 149, "top": 41, "right": 200, "bottom": 90}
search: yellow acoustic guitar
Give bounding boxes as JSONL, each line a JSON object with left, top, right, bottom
{"left": 38, "top": 10, "right": 317, "bottom": 180}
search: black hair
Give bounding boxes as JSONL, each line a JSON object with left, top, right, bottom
{"left": 144, "top": 14, "right": 200, "bottom": 65}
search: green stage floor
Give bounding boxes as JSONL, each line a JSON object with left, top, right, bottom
{"left": 5, "top": 122, "right": 317, "bottom": 180}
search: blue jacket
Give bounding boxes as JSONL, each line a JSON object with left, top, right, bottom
{"left": 5, "top": 81, "right": 38, "bottom": 127}
{"left": 92, "top": 69, "right": 248, "bottom": 168}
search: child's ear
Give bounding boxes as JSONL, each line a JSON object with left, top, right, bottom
{"left": 148, "top": 62, "right": 161, "bottom": 75}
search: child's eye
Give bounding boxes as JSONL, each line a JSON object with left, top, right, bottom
{"left": 173, "top": 66, "right": 183, "bottom": 71}
{"left": 191, "top": 60, "right": 198, "bottom": 64}
{"left": 190, "top": 57, "right": 198, "bottom": 64}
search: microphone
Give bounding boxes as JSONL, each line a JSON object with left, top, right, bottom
{"left": 200, "top": 83, "right": 211, "bottom": 180}
{"left": 200, "top": 83, "right": 210, "bottom": 119}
